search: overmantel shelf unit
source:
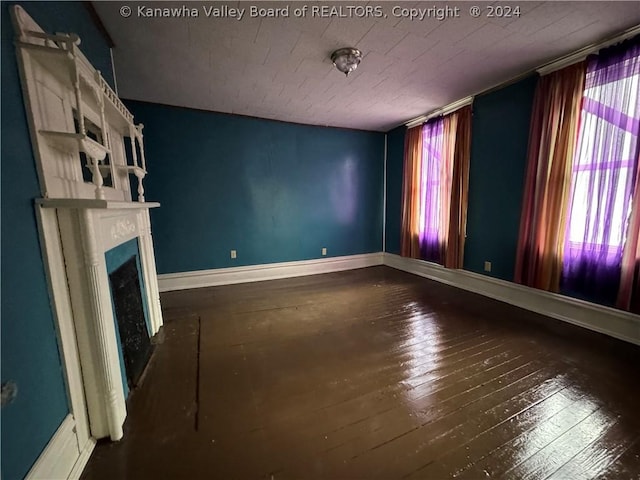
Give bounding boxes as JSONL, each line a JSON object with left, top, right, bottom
{"left": 11, "top": 4, "right": 164, "bottom": 456}
{"left": 12, "top": 4, "right": 147, "bottom": 203}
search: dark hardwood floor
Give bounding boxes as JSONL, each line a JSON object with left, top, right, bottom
{"left": 82, "top": 266, "right": 640, "bottom": 479}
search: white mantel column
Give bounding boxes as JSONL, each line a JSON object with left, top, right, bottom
{"left": 78, "top": 209, "right": 125, "bottom": 441}
{"left": 138, "top": 209, "right": 164, "bottom": 335}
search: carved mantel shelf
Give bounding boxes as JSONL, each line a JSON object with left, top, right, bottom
{"left": 36, "top": 198, "right": 160, "bottom": 210}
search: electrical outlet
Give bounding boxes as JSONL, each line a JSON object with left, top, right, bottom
{"left": 484, "top": 261, "right": 492, "bottom": 272}
{"left": 322, "top": 247, "right": 327, "bottom": 256}
{"left": 230, "top": 250, "right": 237, "bottom": 259}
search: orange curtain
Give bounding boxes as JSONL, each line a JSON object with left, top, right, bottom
{"left": 444, "top": 106, "right": 472, "bottom": 269}
{"left": 400, "top": 126, "right": 423, "bottom": 258}
{"left": 617, "top": 150, "right": 640, "bottom": 313}
{"left": 515, "top": 62, "right": 586, "bottom": 292}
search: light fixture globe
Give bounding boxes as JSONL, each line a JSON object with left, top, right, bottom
{"left": 331, "top": 47, "right": 362, "bottom": 77}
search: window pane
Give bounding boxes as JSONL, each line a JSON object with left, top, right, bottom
{"left": 419, "top": 122, "right": 444, "bottom": 240}
{"left": 566, "top": 65, "right": 639, "bottom": 251}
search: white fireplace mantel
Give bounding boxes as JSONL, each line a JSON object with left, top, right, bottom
{"left": 11, "top": 5, "right": 165, "bottom": 470}
{"left": 41, "top": 199, "right": 163, "bottom": 441}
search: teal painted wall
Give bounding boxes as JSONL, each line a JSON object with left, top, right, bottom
{"left": 463, "top": 75, "right": 537, "bottom": 281}
{"left": 126, "top": 101, "right": 385, "bottom": 274}
{"left": 385, "top": 126, "right": 405, "bottom": 255}
{"left": 1, "top": 3, "right": 113, "bottom": 479}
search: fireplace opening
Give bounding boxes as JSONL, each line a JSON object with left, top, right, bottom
{"left": 109, "top": 256, "right": 152, "bottom": 388}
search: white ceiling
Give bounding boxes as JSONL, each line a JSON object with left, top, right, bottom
{"left": 93, "top": 1, "right": 640, "bottom": 132}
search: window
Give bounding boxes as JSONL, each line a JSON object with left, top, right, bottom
{"left": 400, "top": 105, "right": 471, "bottom": 267}
{"left": 418, "top": 118, "right": 445, "bottom": 260}
{"left": 562, "top": 44, "right": 640, "bottom": 301}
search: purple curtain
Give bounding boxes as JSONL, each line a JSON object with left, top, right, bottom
{"left": 419, "top": 118, "right": 444, "bottom": 263}
{"left": 562, "top": 37, "right": 640, "bottom": 304}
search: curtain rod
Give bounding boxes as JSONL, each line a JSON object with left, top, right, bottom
{"left": 405, "top": 96, "right": 473, "bottom": 129}
{"left": 402, "top": 23, "right": 640, "bottom": 129}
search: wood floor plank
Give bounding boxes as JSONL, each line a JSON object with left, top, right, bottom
{"left": 267, "top": 353, "right": 550, "bottom": 473}
{"left": 334, "top": 368, "right": 571, "bottom": 478}
{"left": 546, "top": 423, "right": 640, "bottom": 480}
{"left": 82, "top": 266, "right": 640, "bottom": 479}
{"left": 404, "top": 389, "right": 583, "bottom": 479}
{"left": 503, "top": 407, "right": 618, "bottom": 479}
{"left": 259, "top": 342, "right": 536, "bottom": 450}
{"left": 596, "top": 437, "right": 640, "bottom": 480}
{"left": 454, "top": 398, "right": 602, "bottom": 479}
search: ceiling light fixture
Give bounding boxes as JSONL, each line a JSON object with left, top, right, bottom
{"left": 331, "top": 48, "right": 362, "bottom": 77}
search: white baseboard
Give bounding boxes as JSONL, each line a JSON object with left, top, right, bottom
{"left": 156, "top": 251, "right": 639, "bottom": 345}
{"left": 158, "top": 253, "right": 384, "bottom": 292}
{"left": 383, "top": 253, "right": 640, "bottom": 346}
{"left": 26, "top": 414, "right": 95, "bottom": 480}
{"left": 69, "top": 437, "right": 96, "bottom": 479}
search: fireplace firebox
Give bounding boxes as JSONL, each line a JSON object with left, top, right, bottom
{"left": 109, "top": 256, "right": 152, "bottom": 388}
